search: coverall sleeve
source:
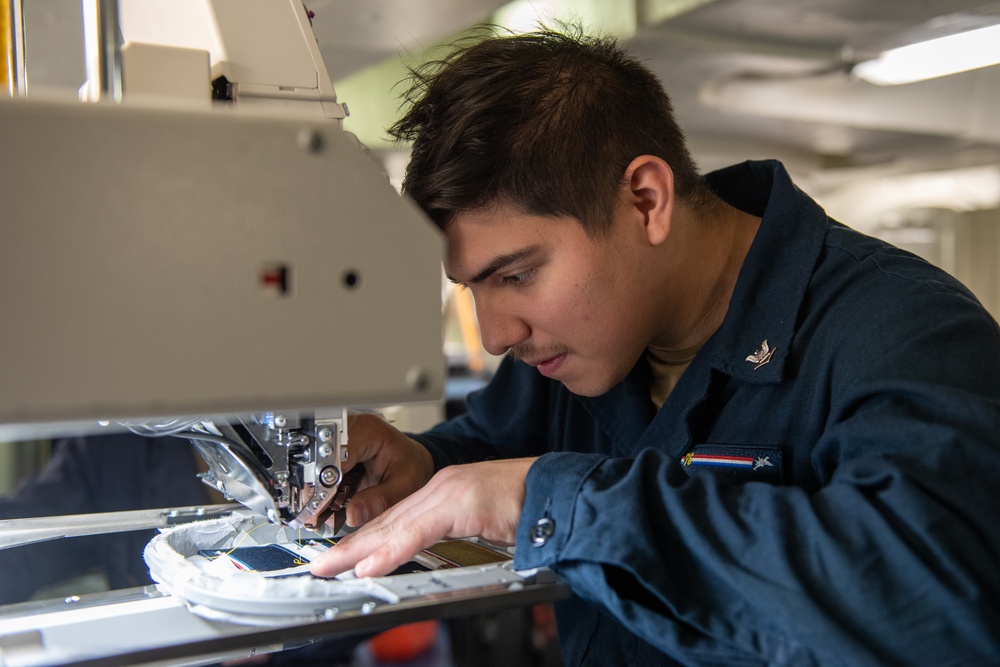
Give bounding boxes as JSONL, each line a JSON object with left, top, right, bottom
{"left": 513, "top": 287, "right": 1000, "bottom": 665}
{"left": 411, "top": 356, "right": 556, "bottom": 470}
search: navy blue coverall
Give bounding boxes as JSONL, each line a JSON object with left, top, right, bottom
{"left": 414, "top": 161, "right": 1000, "bottom": 666}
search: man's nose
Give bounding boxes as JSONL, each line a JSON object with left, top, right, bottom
{"left": 475, "top": 297, "right": 530, "bottom": 356}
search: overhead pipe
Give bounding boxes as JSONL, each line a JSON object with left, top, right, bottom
{"left": 2, "top": 0, "right": 26, "bottom": 95}
{"left": 81, "top": 0, "right": 121, "bottom": 101}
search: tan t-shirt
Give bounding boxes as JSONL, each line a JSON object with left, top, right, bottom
{"left": 645, "top": 343, "right": 703, "bottom": 409}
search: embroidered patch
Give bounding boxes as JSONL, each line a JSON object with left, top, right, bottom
{"left": 197, "top": 541, "right": 432, "bottom": 577}
{"left": 680, "top": 444, "right": 784, "bottom": 485}
{"left": 683, "top": 453, "right": 753, "bottom": 469}
{"left": 199, "top": 544, "right": 307, "bottom": 572}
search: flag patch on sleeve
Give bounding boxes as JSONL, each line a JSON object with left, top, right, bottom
{"left": 681, "top": 444, "right": 783, "bottom": 485}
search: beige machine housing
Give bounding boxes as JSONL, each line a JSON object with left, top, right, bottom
{"left": 0, "top": 96, "right": 444, "bottom": 434}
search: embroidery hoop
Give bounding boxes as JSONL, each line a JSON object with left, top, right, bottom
{"left": 143, "top": 512, "right": 397, "bottom": 625}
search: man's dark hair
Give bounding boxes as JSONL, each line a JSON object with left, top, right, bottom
{"left": 389, "top": 25, "right": 707, "bottom": 235}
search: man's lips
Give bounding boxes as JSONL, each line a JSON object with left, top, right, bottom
{"left": 527, "top": 353, "right": 567, "bottom": 378}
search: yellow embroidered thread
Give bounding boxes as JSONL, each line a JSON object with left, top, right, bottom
{"left": 220, "top": 521, "right": 276, "bottom": 555}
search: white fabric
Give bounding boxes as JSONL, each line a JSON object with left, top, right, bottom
{"left": 144, "top": 513, "right": 397, "bottom": 624}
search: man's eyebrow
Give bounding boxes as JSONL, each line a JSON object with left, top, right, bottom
{"left": 446, "top": 246, "right": 540, "bottom": 286}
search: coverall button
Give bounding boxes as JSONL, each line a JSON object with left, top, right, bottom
{"left": 530, "top": 517, "right": 555, "bottom": 546}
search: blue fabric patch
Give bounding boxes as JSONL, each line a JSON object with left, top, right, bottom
{"left": 199, "top": 544, "right": 305, "bottom": 571}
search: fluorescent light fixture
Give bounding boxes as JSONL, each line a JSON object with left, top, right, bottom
{"left": 854, "top": 23, "right": 1000, "bottom": 85}
{"left": 494, "top": 0, "right": 564, "bottom": 34}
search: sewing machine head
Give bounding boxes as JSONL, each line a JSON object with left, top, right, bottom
{"left": 186, "top": 412, "right": 358, "bottom": 534}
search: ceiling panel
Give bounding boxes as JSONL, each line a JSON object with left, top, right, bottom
{"left": 307, "top": 0, "right": 510, "bottom": 79}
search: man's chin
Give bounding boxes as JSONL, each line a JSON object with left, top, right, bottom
{"left": 559, "top": 375, "right": 618, "bottom": 398}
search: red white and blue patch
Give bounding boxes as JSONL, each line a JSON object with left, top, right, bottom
{"left": 680, "top": 445, "right": 784, "bottom": 485}
{"left": 682, "top": 453, "right": 755, "bottom": 469}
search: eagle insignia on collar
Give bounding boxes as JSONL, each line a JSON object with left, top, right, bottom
{"left": 746, "top": 340, "right": 775, "bottom": 370}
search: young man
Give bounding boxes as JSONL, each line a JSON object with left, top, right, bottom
{"left": 310, "top": 27, "right": 1000, "bottom": 665}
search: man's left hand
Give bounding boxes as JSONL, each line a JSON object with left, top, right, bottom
{"left": 309, "top": 457, "right": 537, "bottom": 578}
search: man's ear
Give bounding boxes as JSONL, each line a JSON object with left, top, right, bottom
{"left": 622, "top": 155, "right": 674, "bottom": 246}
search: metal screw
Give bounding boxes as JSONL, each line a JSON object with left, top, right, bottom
{"left": 274, "top": 414, "right": 288, "bottom": 428}
{"left": 318, "top": 444, "right": 333, "bottom": 459}
{"left": 320, "top": 466, "right": 341, "bottom": 487}
{"left": 318, "top": 427, "right": 333, "bottom": 443}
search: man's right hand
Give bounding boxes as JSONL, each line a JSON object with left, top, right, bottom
{"left": 337, "top": 412, "right": 436, "bottom": 529}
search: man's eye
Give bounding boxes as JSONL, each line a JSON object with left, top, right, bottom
{"left": 500, "top": 268, "right": 537, "bottom": 287}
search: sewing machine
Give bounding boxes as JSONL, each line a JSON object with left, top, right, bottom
{"left": 0, "top": 0, "right": 433, "bottom": 528}
{"left": 0, "top": 2, "right": 566, "bottom": 664}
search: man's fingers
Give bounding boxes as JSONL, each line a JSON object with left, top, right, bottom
{"left": 353, "top": 520, "right": 431, "bottom": 578}
{"left": 343, "top": 412, "right": 389, "bottom": 466}
{"left": 309, "top": 534, "right": 366, "bottom": 577}
{"left": 344, "top": 486, "right": 385, "bottom": 527}
{"left": 311, "top": 500, "right": 434, "bottom": 577}
{"left": 345, "top": 462, "right": 435, "bottom": 528}
{"left": 311, "top": 460, "right": 535, "bottom": 579}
